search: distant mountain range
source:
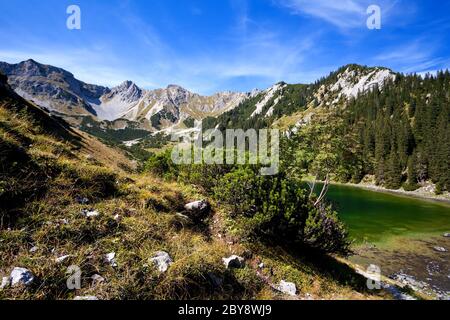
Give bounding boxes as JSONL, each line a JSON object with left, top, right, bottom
{"left": 0, "top": 59, "right": 400, "bottom": 138}
{"left": 0, "top": 59, "right": 256, "bottom": 133}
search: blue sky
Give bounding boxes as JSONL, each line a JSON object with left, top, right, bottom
{"left": 0, "top": 0, "right": 449, "bottom": 94}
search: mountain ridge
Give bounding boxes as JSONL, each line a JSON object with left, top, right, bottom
{"left": 0, "top": 60, "right": 254, "bottom": 132}
{"left": 0, "top": 60, "right": 399, "bottom": 134}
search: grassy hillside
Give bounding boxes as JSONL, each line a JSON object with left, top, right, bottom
{"left": 0, "top": 73, "right": 393, "bottom": 300}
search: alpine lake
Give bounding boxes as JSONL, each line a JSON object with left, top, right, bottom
{"left": 324, "top": 184, "right": 450, "bottom": 298}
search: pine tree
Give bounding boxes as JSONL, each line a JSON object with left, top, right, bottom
{"left": 405, "top": 153, "right": 419, "bottom": 191}
{"left": 385, "top": 147, "right": 403, "bottom": 189}
{"left": 435, "top": 105, "right": 450, "bottom": 192}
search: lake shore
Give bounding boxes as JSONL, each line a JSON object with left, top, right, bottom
{"left": 349, "top": 235, "right": 450, "bottom": 300}
{"left": 329, "top": 180, "right": 450, "bottom": 205}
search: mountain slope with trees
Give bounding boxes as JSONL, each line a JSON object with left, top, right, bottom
{"left": 290, "top": 70, "right": 450, "bottom": 194}
{"left": 204, "top": 65, "right": 450, "bottom": 194}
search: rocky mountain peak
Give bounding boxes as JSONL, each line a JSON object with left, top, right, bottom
{"left": 14, "top": 59, "right": 73, "bottom": 79}
{"left": 165, "top": 84, "right": 191, "bottom": 105}
{"left": 167, "top": 84, "right": 185, "bottom": 90}
{"left": 166, "top": 84, "right": 190, "bottom": 96}
{"left": 120, "top": 80, "right": 136, "bottom": 89}
{"left": 108, "top": 81, "right": 142, "bottom": 102}
{"left": 311, "top": 65, "right": 396, "bottom": 108}
{"left": 332, "top": 65, "right": 395, "bottom": 99}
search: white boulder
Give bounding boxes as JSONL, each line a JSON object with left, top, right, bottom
{"left": 10, "top": 267, "right": 35, "bottom": 287}
{"left": 276, "top": 280, "right": 297, "bottom": 296}
{"left": 105, "top": 252, "right": 118, "bottom": 267}
{"left": 149, "top": 251, "right": 173, "bottom": 272}
{"left": 82, "top": 209, "right": 100, "bottom": 218}
{"left": 184, "top": 200, "right": 211, "bottom": 220}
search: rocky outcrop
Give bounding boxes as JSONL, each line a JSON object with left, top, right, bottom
{"left": 329, "top": 66, "right": 395, "bottom": 100}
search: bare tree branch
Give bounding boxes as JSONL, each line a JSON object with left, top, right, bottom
{"left": 314, "top": 174, "right": 330, "bottom": 207}
{"left": 307, "top": 178, "right": 317, "bottom": 198}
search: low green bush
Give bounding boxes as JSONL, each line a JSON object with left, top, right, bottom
{"left": 214, "top": 167, "right": 350, "bottom": 255}
{"left": 144, "top": 150, "right": 179, "bottom": 180}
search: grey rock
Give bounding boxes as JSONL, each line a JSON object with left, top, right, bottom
{"left": 55, "top": 255, "right": 72, "bottom": 264}
{"left": 149, "top": 251, "right": 173, "bottom": 272}
{"left": 382, "top": 283, "right": 416, "bottom": 300}
{"left": 29, "top": 246, "right": 39, "bottom": 253}
{"left": 184, "top": 200, "right": 211, "bottom": 221}
{"left": 276, "top": 280, "right": 297, "bottom": 296}
{"left": 91, "top": 274, "right": 105, "bottom": 285}
{"left": 0, "top": 59, "right": 108, "bottom": 118}
{"left": 75, "top": 196, "right": 90, "bottom": 205}
{"left": 10, "top": 267, "right": 34, "bottom": 287}
{"left": 222, "top": 255, "right": 245, "bottom": 269}
{"left": 443, "top": 233, "right": 450, "bottom": 238}
{"left": 390, "top": 273, "right": 428, "bottom": 293}
{"left": 82, "top": 209, "right": 100, "bottom": 218}
{"left": 304, "top": 293, "right": 314, "bottom": 300}
{"left": 433, "top": 246, "right": 447, "bottom": 253}
{"left": 105, "top": 252, "right": 118, "bottom": 267}
{"left": 1, "top": 276, "right": 10, "bottom": 290}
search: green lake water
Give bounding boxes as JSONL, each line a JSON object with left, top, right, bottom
{"left": 324, "top": 184, "right": 450, "bottom": 245}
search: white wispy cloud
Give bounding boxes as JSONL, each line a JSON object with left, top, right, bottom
{"left": 276, "top": 0, "right": 366, "bottom": 28}
{"left": 373, "top": 40, "right": 449, "bottom": 74}
{"left": 275, "top": 0, "right": 400, "bottom": 30}
{"left": 0, "top": 30, "right": 320, "bottom": 95}
{"left": 0, "top": 1, "right": 391, "bottom": 94}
